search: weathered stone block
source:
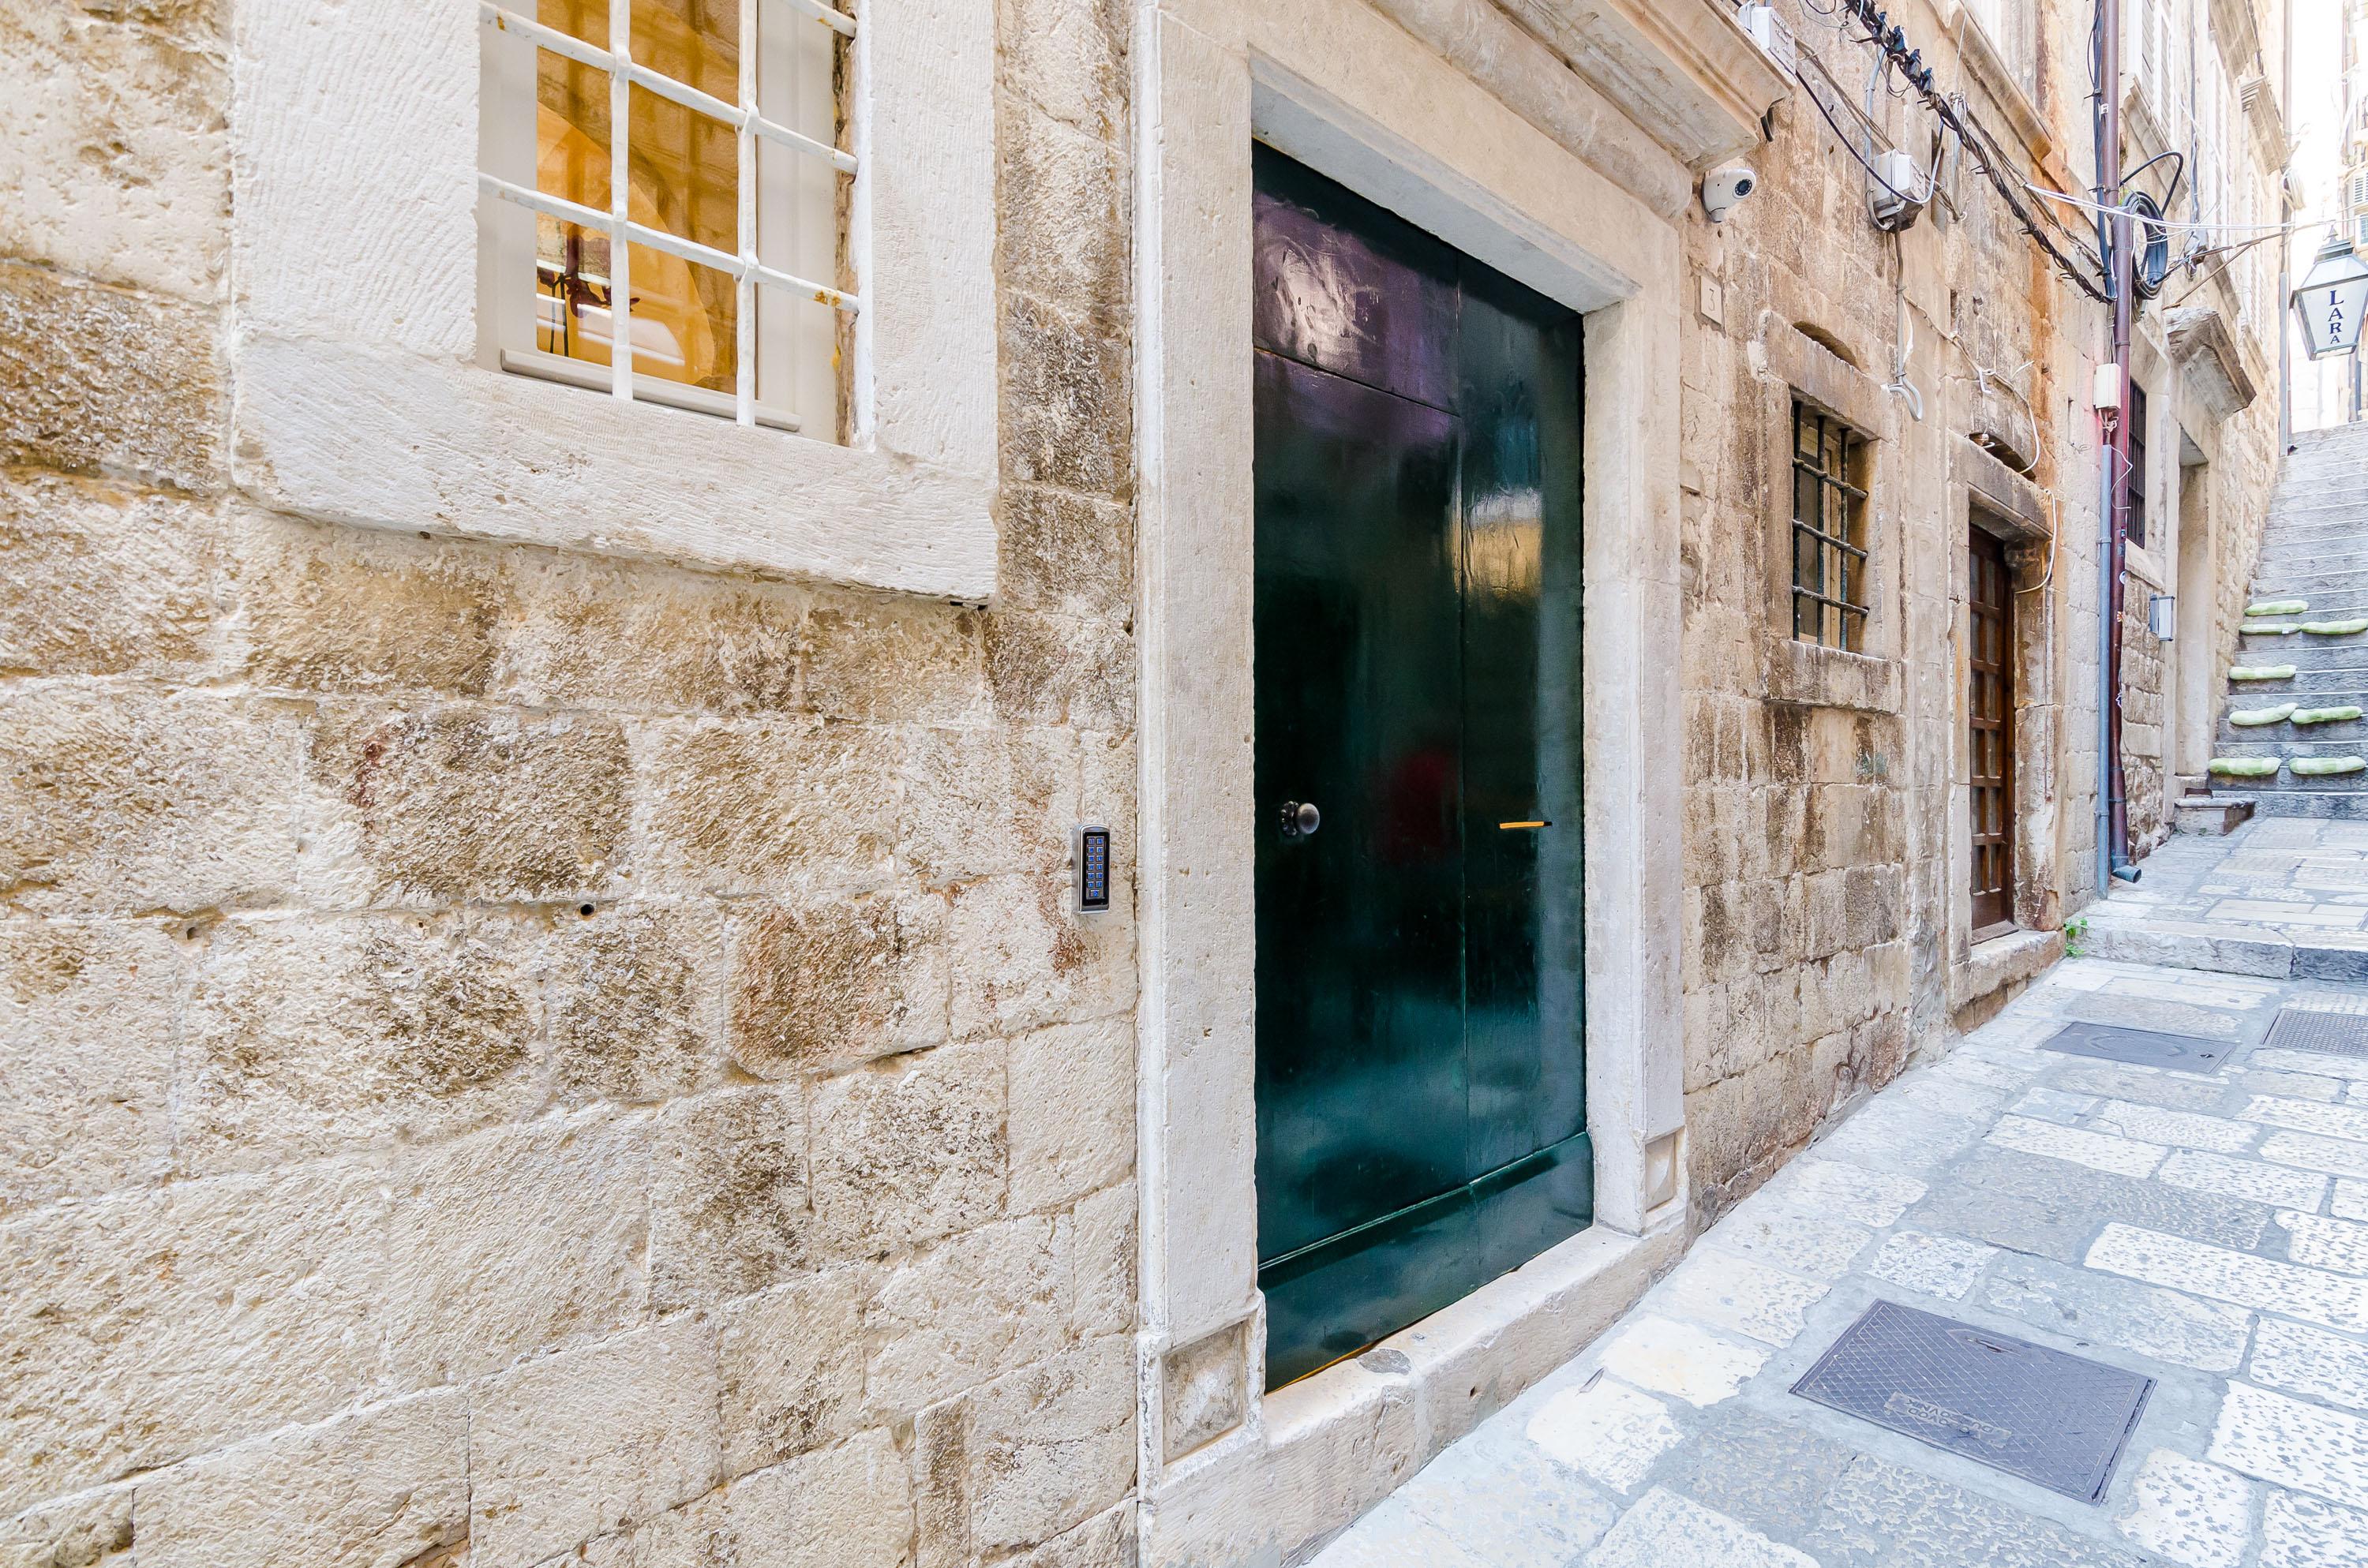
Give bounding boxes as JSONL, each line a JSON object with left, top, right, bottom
{"left": 231, "top": 511, "right": 506, "bottom": 696}
{"left": 0, "top": 1482, "right": 133, "bottom": 1568}
{"left": 307, "top": 704, "right": 631, "bottom": 904}
{"left": 867, "top": 1214, "right": 1070, "bottom": 1413}
{"left": 996, "top": 0, "right": 1128, "bottom": 142}
{"left": 637, "top": 717, "right": 898, "bottom": 896}
{"left": 0, "top": 917, "right": 184, "bottom": 1213}
{"left": 998, "top": 99, "right": 1128, "bottom": 334}
{"left": 901, "top": 724, "right": 1080, "bottom": 889}
{"left": 177, "top": 913, "right": 541, "bottom": 1173}
{"left": 947, "top": 873, "right": 1133, "bottom": 1039}
{"left": 1008, "top": 1017, "right": 1133, "bottom": 1212}
{"left": 983, "top": 610, "right": 1136, "bottom": 730}
{"left": 1001, "top": 1503, "right": 1137, "bottom": 1568}
{"left": 0, "top": 1163, "right": 384, "bottom": 1514}
{"left": 0, "top": 472, "right": 216, "bottom": 679}
{"left": 998, "top": 484, "right": 1133, "bottom": 618}
{"left": 546, "top": 903, "right": 725, "bottom": 1104}
{"left": 1068, "top": 1180, "right": 1135, "bottom": 1338}
{"left": 717, "top": 1267, "right": 869, "bottom": 1478}
{"left": 1163, "top": 1321, "right": 1247, "bottom": 1461}
{"left": 802, "top": 593, "right": 985, "bottom": 724}
{"left": 384, "top": 1110, "right": 648, "bottom": 1388}
{"left": 133, "top": 1390, "right": 468, "bottom": 1568}
{"left": 0, "top": 2, "right": 228, "bottom": 300}
{"left": 650, "top": 1083, "right": 813, "bottom": 1312}
{"left": 493, "top": 552, "right": 805, "bottom": 714}
{"left": 721, "top": 1430, "right": 912, "bottom": 1568}
{"left": 1001, "top": 296, "right": 1130, "bottom": 500}
{"left": 466, "top": 1320, "right": 721, "bottom": 1568}
{"left": 0, "top": 262, "right": 221, "bottom": 492}
{"left": 0, "top": 687, "right": 306, "bottom": 914}
{"left": 811, "top": 1041, "right": 1007, "bottom": 1261}
{"left": 601, "top": 1431, "right": 910, "bottom": 1568}
{"left": 916, "top": 1337, "right": 1135, "bottom": 1558}
{"left": 727, "top": 889, "right": 949, "bottom": 1077}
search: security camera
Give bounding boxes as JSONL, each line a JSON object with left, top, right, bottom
{"left": 1702, "top": 163, "right": 1759, "bottom": 223}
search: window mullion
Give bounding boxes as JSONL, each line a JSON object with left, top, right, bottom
{"left": 609, "top": 0, "right": 633, "bottom": 406}
{"left": 736, "top": 0, "right": 757, "bottom": 426}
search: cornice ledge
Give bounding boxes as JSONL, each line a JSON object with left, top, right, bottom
{"left": 1490, "top": 0, "right": 1790, "bottom": 169}
{"left": 2164, "top": 304, "right": 2260, "bottom": 417}
{"left": 1944, "top": 2, "right": 2051, "bottom": 160}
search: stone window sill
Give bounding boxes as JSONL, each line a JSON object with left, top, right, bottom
{"left": 1765, "top": 638, "right": 1902, "bottom": 714}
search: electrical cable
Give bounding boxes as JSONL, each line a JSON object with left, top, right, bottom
{"left": 1793, "top": 57, "right": 1927, "bottom": 208}
{"left": 2023, "top": 181, "right": 2322, "bottom": 237}
{"left": 1809, "top": 0, "right": 2112, "bottom": 299}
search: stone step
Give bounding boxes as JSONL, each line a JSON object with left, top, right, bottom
{"left": 2172, "top": 795, "right": 2253, "bottom": 835}
{"left": 2252, "top": 552, "right": 2368, "bottom": 577}
{"left": 2235, "top": 604, "right": 2368, "bottom": 623}
{"left": 2078, "top": 899, "right": 2368, "bottom": 975}
{"left": 2224, "top": 669, "right": 2368, "bottom": 694}
{"left": 2229, "top": 636, "right": 2368, "bottom": 661}
{"left": 2224, "top": 639, "right": 2368, "bottom": 665}
{"left": 2209, "top": 735, "right": 2368, "bottom": 756}
{"left": 2239, "top": 788, "right": 2368, "bottom": 821}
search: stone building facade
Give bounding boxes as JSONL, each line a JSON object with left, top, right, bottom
{"left": 0, "top": 1, "right": 2286, "bottom": 1566}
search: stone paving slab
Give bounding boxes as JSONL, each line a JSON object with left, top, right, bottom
{"left": 2088, "top": 823, "right": 2368, "bottom": 979}
{"left": 1309, "top": 955, "right": 2368, "bottom": 1568}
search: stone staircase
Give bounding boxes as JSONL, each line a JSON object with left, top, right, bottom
{"left": 2209, "top": 421, "right": 2368, "bottom": 820}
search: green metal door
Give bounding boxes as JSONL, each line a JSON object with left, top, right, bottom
{"left": 1252, "top": 146, "right": 1589, "bottom": 1389}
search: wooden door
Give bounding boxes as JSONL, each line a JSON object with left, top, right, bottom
{"left": 1969, "top": 528, "right": 2015, "bottom": 933}
{"left": 1251, "top": 146, "right": 1589, "bottom": 1389}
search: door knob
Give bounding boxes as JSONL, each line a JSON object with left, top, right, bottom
{"left": 1280, "top": 800, "right": 1321, "bottom": 838}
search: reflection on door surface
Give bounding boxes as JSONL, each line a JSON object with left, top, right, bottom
{"left": 1251, "top": 146, "right": 1591, "bottom": 1390}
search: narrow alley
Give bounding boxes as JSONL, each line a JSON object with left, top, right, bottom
{"left": 1314, "top": 933, "right": 2368, "bottom": 1566}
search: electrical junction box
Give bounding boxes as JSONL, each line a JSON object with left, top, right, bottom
{"left": 1075, "top": 825, "right": 1111, "bottom": 915}
{"left": 2149, "top": 593, "right": 2176, "bottom": 640}
{"left": 1870, "top": 149, "right": 1931, "bottom": 230}
{"left": 1737, "top": 3, "right": 1797, "bottom": 79}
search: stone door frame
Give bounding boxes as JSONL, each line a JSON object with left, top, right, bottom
{"left": 1130, "top": 2, "right": 1692, "bottom": 1557}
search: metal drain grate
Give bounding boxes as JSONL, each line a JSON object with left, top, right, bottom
{"left": 2265, "top": 1007, "right": 2368, "bottom": 1058}
{"left": 2038, "top": 1021, "right": 2229, "bottom": 1072}
{"left": 1792, "top": 1300, "right": 2153, "bottom": 1503}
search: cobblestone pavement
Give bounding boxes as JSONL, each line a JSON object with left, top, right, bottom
{"left": 2085, "top": 820, "right": 2368, "bottom": 979}
{"left": 1309, "top": 956, "right": 2368, "bottom": 1567}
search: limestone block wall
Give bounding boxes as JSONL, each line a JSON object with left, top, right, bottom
{"left": 2123, "top": 590, "right": 2168, "bottom": 855}
{"left": 0, "top": 0, "right": 1141, "bottom": 1565}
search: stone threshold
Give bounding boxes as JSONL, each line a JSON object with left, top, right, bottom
{"left": 1140, "top": 1218, "right": 1688, "bottom": 1566}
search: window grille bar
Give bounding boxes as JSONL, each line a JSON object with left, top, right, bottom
{"left": 735, "top": 0, "right": 757, "bottom": 427}
{"left": 1789, "top": 518, "right": 1869, "bottom": 561}
{"left": 1792, "top": 587, "right": 1870, "bottom": 616}
{"left": 609, "top": 0, "right": 632, "bottom": 405}
{"left": 1789, "top": 456, "right": 1868, "bottom": 501}
{"left": 781, "top": 0, "right": 858, "bottom": 37}
{"left": 481, "top": 175, "right": 863, "bottom": 312}
{"left": 481, "top": 5, "right": 856, "bottom": 174}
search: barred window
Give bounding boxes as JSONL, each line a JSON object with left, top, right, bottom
{"left": 1790, "top": 402, "right": 1869, "bottom": 651}
{"left": 479, "top": 0, "right": 854, "bottom": 438}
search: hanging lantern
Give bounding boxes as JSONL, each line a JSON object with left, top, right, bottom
{"left": 2293, "top": 234, "right": 2368, "bottom": 360}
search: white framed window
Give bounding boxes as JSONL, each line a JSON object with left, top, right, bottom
{"left": 478, "top": 0, "right": 852, "bottom": 437}
{"left": 228, "top": 0, "right": 997, "bottom": 599}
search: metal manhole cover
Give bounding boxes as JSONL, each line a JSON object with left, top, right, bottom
{"left": 2265, "top": 1008, "right": 2368, "bottom": 1058}
{"left": 1792, "top": 1300, "right": 2153, "bottom": 1503}
{"left": 2038, "top": 1021, "right": 2228, "bottom": 1072}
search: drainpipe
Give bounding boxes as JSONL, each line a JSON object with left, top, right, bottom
{"left": 2098, "top": 0, "right": 2139, "bottom": 891}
